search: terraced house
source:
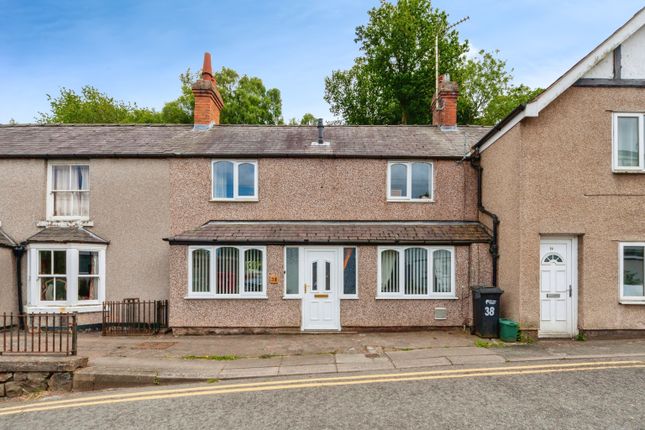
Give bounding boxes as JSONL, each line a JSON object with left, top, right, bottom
{"left": 0, "top": 8, "right": 644, "bottom": 337}
{"left": 0, "top": 54, "right": 493, "bottom": 333}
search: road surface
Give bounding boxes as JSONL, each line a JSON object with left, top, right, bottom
{"left": 1, "top": 359, "right": 644, "bottom": 429}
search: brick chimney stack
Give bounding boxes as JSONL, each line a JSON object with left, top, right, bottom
{"left": 432, "top": 74, "right": 459, "bottom": 128}
{"left": 192, "top": 52, "right": 224, "bottom": 129}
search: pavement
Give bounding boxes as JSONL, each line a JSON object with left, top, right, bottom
{"left": 2, "top": 359, "right": 644, "bottom": 429}
{"left": 69, "top": 330, "right": 645, "bottom": 390}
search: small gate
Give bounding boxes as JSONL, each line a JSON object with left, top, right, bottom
{"left": 102, "top": 299, "right": 168, "bottom": 336}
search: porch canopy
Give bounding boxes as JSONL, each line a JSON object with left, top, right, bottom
{"left": 165, "top": 221, "right": 491, "bottom": 246}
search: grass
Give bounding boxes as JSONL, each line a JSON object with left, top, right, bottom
{"left": 575, "top": 332, "right": 587, "bottom": 342}
{"left": 474, "top": 339, "right": 504, "bottom": 348}
{"left": 183, "top": 354, "right": 240, "bottom": 361}
{"left": 206, "top": 378, "right": 220, "bottom": 384}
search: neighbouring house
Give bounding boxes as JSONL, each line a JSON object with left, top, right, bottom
{"left": 0, "top": 55, "right": 492, "bottom": 332}
{"left": 473, "top": 7, "right": 645, "bottom": 337}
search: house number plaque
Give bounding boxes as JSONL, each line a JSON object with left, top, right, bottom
{"left": 269, "top": 273, "right": 279, "bottom": 284}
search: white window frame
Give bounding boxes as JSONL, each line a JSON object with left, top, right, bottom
{"left": 211, "top": 160, "right": 259, "bottom": 201}
{"left": 283, "top": 246, "right": 359, "bottom": 299}
{"left": 26, "top": 243, "right": 106, "bottom": 313}
{"left": 46, "top": 162, "right": 91, "bottom": 221}
{"left": 386, "top": 161, "right": 434, "bottom": 202}
{"left": 186, "top": 245, "right": 267, "bottom": 299}
{"left": 619, "top": 242, "right": 645, "bottom": 304}
{"left": 612, "top": 113, "right": 645, "bottom": 172}
{"left": 376, "top": 246, "right": 456, "bottom": 299}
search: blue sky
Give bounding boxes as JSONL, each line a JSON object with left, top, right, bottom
{"left": 0, "top": 0, "right": 641, "bottom": 124}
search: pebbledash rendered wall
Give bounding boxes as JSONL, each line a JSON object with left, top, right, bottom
{"left": 0, "top": 247, "right": 16, "bottom": 321}
{"left": 167, "top": 157, "right": 492, "bottom": 330}
{"left": 0, "top": 159, "right": 171, "bottom": 325}
{"left": 480, "top": 86, "right": 645, "bottom": 332}
{"left": 169, "top": 243, "right": 491, "bottom": 331}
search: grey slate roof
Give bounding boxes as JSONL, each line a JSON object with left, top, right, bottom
{"left": 0, "top": 227, "right": 16, "bottom": 248}
{"left": 26, "top": 227, "right": 109, "bottom": 244}
{"left": 166, "top": 221, "right": 492, "bottom": 245}
{"left": 0, "top": 124, "right": 490, "bottom": 159}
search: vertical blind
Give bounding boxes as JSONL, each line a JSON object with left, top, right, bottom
{"left": 216, "top": 247, "right": 239, "bottom": 294}
{"left": 244, "top": 249, "right": 263, "bottom": 293}
{"left": 381, "top": 247, "right": 453, "bottom": 296}
{"left": 191, "top": 249, "right": 211, "bottom": 293}
{"left": 404, "top": 248, "right": 428, "bottom": 295}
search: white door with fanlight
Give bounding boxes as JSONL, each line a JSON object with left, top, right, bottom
{"left": 301, "top": 248, "right": 340, "bottom": 331}
{"left": 539, "top": 237, "right": 578, "bottom": 338}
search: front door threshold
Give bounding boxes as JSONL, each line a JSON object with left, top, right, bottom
{"left": 538, "top": 331, "right": 577, "bottom": 339}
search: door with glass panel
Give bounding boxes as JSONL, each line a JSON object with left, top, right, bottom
{"left": 539, "top": 237, "right": 577, "bottom": 337}
{"left": 302, "top": 249, "right": 340, "bottom": 331}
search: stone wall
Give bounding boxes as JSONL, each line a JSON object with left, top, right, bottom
{"left": 0, "top": 356, "right": 87, "bottom": 399}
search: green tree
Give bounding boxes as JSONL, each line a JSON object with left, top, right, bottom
{"left": 37, "top": 86, "right": 163, "bottom": 124}
{"left": 325, "top": 0, "right": 467, "bottom": 125}
{"left": 454, "top": 50, "right": 542, "bottom": 125}
{"left": 288, "top": 113, "right": 317, "bottom": 125}
{"left": 324, "top": 0, "right": 540, "bottom": 126}
{"left": 38, "top": 67, "right": 284, "bottom": 125}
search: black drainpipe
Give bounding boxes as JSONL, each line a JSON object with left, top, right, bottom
{"left": 469, "top": 153, "right": 499, "bottom": 287}
{"left": 13, "top": 243, "right": 26, "bottom": 329}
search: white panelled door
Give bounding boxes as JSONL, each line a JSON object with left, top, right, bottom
{"left": 539, "top": 237, "right": 577, "bottom": 337}
{"left": 301, "top": 249, "right": 340, "bottom": 331}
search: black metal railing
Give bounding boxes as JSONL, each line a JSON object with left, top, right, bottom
{"left": 1, "top": 313, "right": 78, "bottom": 356}
{"left": 102, "top": 299, "right": 168, "bottom": 336}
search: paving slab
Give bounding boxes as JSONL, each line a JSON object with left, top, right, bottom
{"left": 219, "top": 366, "right": 280, "bottom": 379}
{"left": 281, "top": 354, "right": 335, "bottom": 366}
{"left": 386, "top": 346, "right": 494, "bottom": 361}
{"left": 447, "top": 354, "right": 506, "bottom": 365}
{"left": 222, "top": 357, "right": 282, "bottom": 369}
{"left": 278, "top": 364, "right": 337, "bottom": 376}
{"left": 391, "top": 357, "right": 452, "bottom": 369}
{"left": 336, "top": 358, "right": 394, "bottom": 373}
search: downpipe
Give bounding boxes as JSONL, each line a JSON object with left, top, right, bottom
{"left": 13, "top": 244, "right": 26, "bottom": 329}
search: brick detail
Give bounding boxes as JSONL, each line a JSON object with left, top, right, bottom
{"left": 192, "top": 52, "right": 224, "bottom": 127}
{"left": 432, "top": 75, "right": 459, "bottom": 127}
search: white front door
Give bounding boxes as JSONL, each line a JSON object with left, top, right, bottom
{"left": 539, "top": 237, "right": 577, "bottom": 337}
{"left": 301, "top": 248, "right": 340, "bottom": 331}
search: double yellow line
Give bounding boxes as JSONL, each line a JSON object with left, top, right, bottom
{"left": 1, "top": 360, "right": 643, "bottom": 416}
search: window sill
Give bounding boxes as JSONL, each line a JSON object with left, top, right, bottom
{"left": 38, "top": 219, "right": 93, "bottom": 227}
{"left": 386, "top": 199, "right": 434, "bottom": 203}
{"left": 184, "top": 295, "right": 268, "bottom": 300}
{"left": 283, "top": 295, "right": 302, "bottom": 300}
{"left": 612, "top": 169, "right": 645, "bottom": 174}
{"left": 340, "top": 296, "right": 359, "bottom": 300}
{"left": 376, "top": 296, "right": 458, "bottom": 300}
{"left": 25, "top": 304, "right": 102, "bottom": 313}
{"left": 210, "top": 198, "right": 259, "bottom": 203}
{"left": 619, "top": 300, "right": 645, "bottom": 305}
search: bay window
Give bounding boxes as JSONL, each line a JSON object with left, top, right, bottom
{"left": 378, "top": 246, "right": 455, "bottom": 298}
{"left": 188, "top": 245, "right": 266, "bottom": 298}
{"left": 28, "top": 244, "right": 106, "bottom": 312}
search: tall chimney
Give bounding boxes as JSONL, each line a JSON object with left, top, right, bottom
{"left": 192, "top": 52, "right": 224, "bottom": 129}
{"left": 432, "top": 74, "right": 459, "bottom": 128}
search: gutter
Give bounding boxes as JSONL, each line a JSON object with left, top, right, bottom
{"left": 12, "top": 243, "right": 26, "bottom": 329}
{"left": 469, "top": 153, "right": 500, "bottom": 287}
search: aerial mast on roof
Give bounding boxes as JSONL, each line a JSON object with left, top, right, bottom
{"left": 435, "top": 16, "right": 470, "bottom": 96}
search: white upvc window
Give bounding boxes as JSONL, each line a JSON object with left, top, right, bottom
{"left": 377, "top": 246, "right": 455, "bottom": 299}
{"left": 612, "top": 113, "right": 645, "bottom": 172}
{"left": 187, "top": 245, "right": 266, "bottom": 298}
{"left": 283, "top": 247, "right": 358, "bottom": 299}
{"left": 387, "top": 161, "right": 433, "bottom": 201}
{"left": 619, "top": 242, "right": 645, "bottom": 304}
{"left": 211, "top": 160, "right": 258, "bottom": 201}
{"left": 27, "top": 243, "right": 106, "bottom": 312}
{"left": 47, "top": 163, "right": 90, "bottom": 220}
